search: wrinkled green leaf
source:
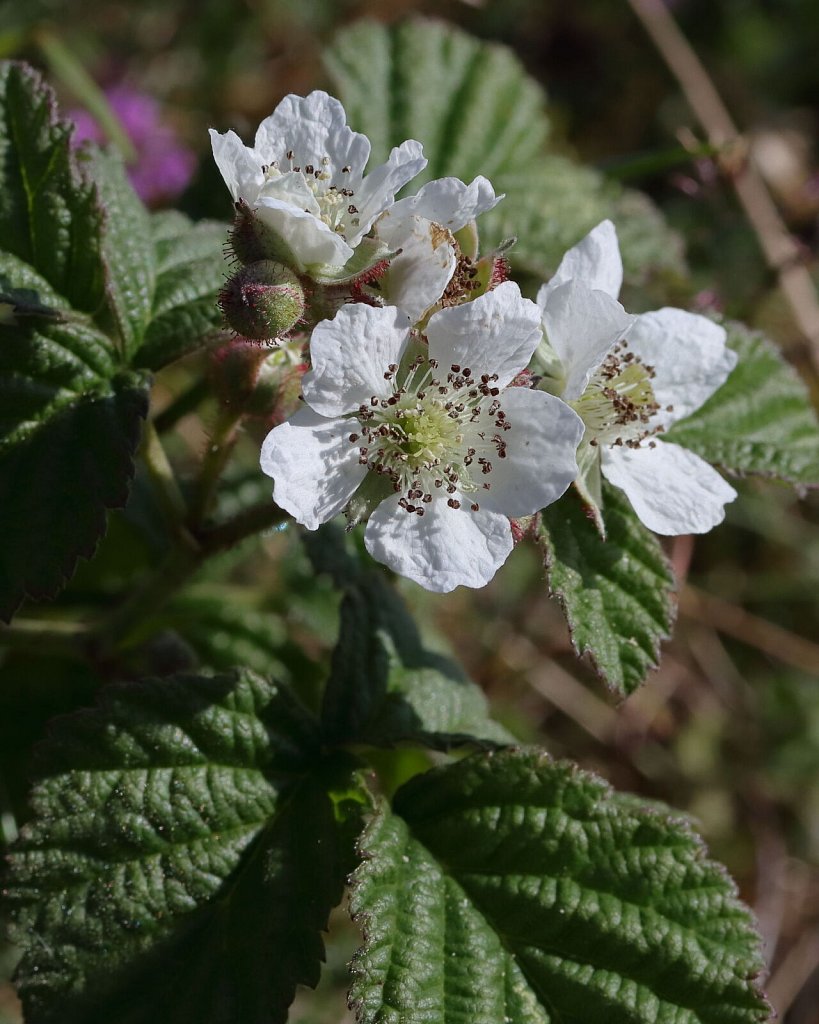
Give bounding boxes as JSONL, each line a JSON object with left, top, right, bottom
{"left": 0, "top": 61, "right": 106, "bottom": 317}
{"left": 325, "top": 19, "right": 685, "bottom": 286}
{"left": 665, "top": 321, "right": 819, "bottom": 486}
{"left": 133, "top": 212, "right": 228, "bottom": 370}
{"left": 319, "top": 541, "right": 511, "bottom": 749}
{"left": 6, "top": 668, "right": 362, "bottom": 1024}
{"left": 350, "top": 748, "right": 772, "bottom": 1024}
{"left": 539, "top": 485, "right": 676, "bottom": 696}
{"left": 81, "top": 146, "right": 155, "bottom": 356}
{"left": 0, "top": 315, "right": 148, "bottom": 619}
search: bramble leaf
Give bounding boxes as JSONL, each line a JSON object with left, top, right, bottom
{"left": 132, "top": 211, "right": 228, "bottom": 370}
{"left": 6, "top": 668, "right": 363, "bottom": 1024}
{"left": 324, "top": 19, "right": 685, "bottom": 286}
{"left": 350, "top": 748, "right": 772, "bottom": 1024}
{"left": 665, "top": 321, "right": 819, "bottom": 487}
{"left": 538, "top": 484, "right": 676, "bottom": 696}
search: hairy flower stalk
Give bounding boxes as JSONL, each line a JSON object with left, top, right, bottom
{"left": 261, "top": 283, "right": 584, "bottom": 591}
{"left": 537, "top": 220, "right": 738, "bottom": 535}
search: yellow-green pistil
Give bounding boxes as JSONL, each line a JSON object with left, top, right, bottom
{"left": 348, "top": 355, "right": 511, "bottom": 515}
{"left": 571, "top": 341, "right": 666, "bottom": 449}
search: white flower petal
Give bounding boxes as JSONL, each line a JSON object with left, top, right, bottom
{"left": 538, "top": 281, "right": 635, "bottom": 401}
{"left": 376, "top": 212, "right": 456, "bottom": 322}
{"left": 303, "top": 304, "right": 412, "bottom": 417}
{"left": 389, "top": 175, "right": 502, "bottom": 232}
{"left": 261, "top": 406, "right": 367, "bottom": 531}
{"left": 601, "top": 441, "right": 737, "bottom": 535}
{"left": 254, "top": 91, "right": 371, "bottom": 182}
{"left": 258, "top": 170, "right": 320, "bottom": 215}
{"left": 209, "top": 128, "right": 265, "bottom": 205}
{"left": 426, "top": 281, "right": 542, "bottom": 389}
{"left": 346, "top": 140, "right": 427, "bottom": 246}
{"left": 364, "top": 493, "right": 513, "bottom": 592}
{"left": 624, "top": 308, "right": 736, "bottom": 428}
{"left": 472, "top": 388, "right": 583, "bottom": 518}
{"left": 538, "top": 219, "right": 623, "bottom": 302}
{"left": 255, "top": 197, "right": 353, "bottom": 269}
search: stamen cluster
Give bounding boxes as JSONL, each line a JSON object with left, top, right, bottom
{"left": 350, "top": 356, "right": 511, "bottom": 515}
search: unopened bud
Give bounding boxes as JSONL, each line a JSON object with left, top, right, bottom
{"left": 229, "top": 199, "right": 296, "bottom": 266}
{"left": 210, "top": 339, "right": 306, "bottom": 425}
{"left": 219, "top": 260, "right": 305, "bottom": 341}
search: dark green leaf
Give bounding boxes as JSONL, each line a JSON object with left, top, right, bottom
{"left": 133, "top": 212, "right": 228, "bottom": 370}
{"left": 6, "top": 668, "right": 361, "bottom": 1024}
{"left": 0, "top": 315, "right": 148, "bottom": 618}
{"left": 324, "top": 20, "right": 686, "bottom": 286}
{"left": 350, "top": 748, "right": 772, "bottom": 1024}
{"left": 0, "top": 61, "right": 106, "bottom": 318}
{"left": 665, "top": 321, "right": 819, "bottom": 486}
{"left": 81, "top": 146, "right": 155, "bottom": 357}
{"left": 320, "top": 542, "right": 511, "bottom": 749}
{"left": 538, "top": 485, "right": 676, "bottom": 696}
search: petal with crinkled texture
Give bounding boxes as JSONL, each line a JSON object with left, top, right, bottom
{"left": 540, "top": 280, "right": 635, "bottom": 401}
{"left": 389, "top": 175, "right": 501, "bottom": 232}
{"left": 469, "top": 387, "right": 583, "bottom": 518}
{"left": 209, "top": 129, "right": 265, "bottom": 205}
{"left": 260, "top": 407, "right": 366, "bottom": 531}
{"left": 376, "top": 212, "right": 456, "bottom": 322}
{"left": 364, "top": 493, "right": 514, "bottom": 592}
{"left": 625, "top": 308, "right": 736, "bottom": 429}
{"left": 255, "top": 197, "right": 353, "bottom": 269}
{"left": 601, "top": 441, "right": 737, "bottom": 535}
{"left": 258, "top": 170, "right": 321, "bottom": 216}
{"left": 303, "top": 304, "right": 412, "bottom": 417}
{"left": 254, "top": 91, "right": 371, "bottom": 184}
{"left": 538, "top": 219, "right": 623, "bottom": 302}
{"left": 345, "top": 140, "right": 427, "bottom": 246}
{"left": 426, "top": 282, "right": 542, "bottom": 389}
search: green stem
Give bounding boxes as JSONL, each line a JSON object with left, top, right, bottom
{"left": 187, "top": 407, "right": 244, "bottom": 529}
{"left": 0, "top": 617, "right": 90, "bottom": 659}
{"left": 141, "top": 420, "right": 191, "bottom": 537}
{"left": 154, "top": 377, "right": 210, "bottom": 434}
{"left": 200, "top": 501, "right": 289, "bottom": 554}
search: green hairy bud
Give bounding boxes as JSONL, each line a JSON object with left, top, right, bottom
{"left": 218, "top": 260, "right": 305, "bottom": 341}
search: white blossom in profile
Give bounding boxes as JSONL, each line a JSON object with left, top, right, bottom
{"left": 210, "top": 91, "right": 426, "bottom": 273}
{"left": 261, "top": 283, "right": 584, "bottom": 592}
{"left": 373, "top": 175, "right": 503, "bottom": 321}
{"left": 537, "top": 220, "right": 738, "bottom": 535}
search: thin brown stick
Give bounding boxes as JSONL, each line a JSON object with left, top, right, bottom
{"left": 627, "top": 0, "right": 819, "bottom": 373}
{"left": 680, "top": 585, "right": 819, "bottom": 676}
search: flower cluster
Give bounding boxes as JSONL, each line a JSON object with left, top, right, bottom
{"left": 212, "top": 92, "right": 738, "bottom": 592}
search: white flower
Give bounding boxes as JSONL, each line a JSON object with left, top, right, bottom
{"left": 373, "top": 176, "right": 502, "bottom": 322}
{"left": 537, "top": 220, "right": 738, "bottom": 535}
{"left": 261, "top": 282, "right": 584, "bottom": 592}
{"left": 210, "top": 91, "right": 427, "bottom": 273}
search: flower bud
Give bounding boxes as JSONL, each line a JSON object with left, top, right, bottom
{"left": 218, "top": 260, "right": 305, "bottom": 342}
{"left": 210, "top": 339, "right": 306, "bottom": 426}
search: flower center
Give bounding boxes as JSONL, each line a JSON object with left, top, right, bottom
{"left": 571, "top": 341, "right": 667, "bottom": 449}
{"left": 261, "top": 152, "right": 360, "bottom": 237}
{"left": 348, "top": 355, "right": 512, "bottom": 515}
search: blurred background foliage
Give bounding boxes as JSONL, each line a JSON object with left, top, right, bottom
{"left": 1, "top": 0, "right": 819, "bottom": 1021}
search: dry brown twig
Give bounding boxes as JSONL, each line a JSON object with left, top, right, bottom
{"left": 627, "top": 0, "right": 819, "bottom": 375}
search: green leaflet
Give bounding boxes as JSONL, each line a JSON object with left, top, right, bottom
{"left": 6, "top": 668, "right": 363, "bottom": 1024}
{"left": 350, "top": 749, "right": 772, "bottom": 1024}
{"left": 82, "top": 146, "right": 156, "bottom": 357}
{"left": 0, "top": 62, "right": 155, "bottom": 618}
{"left": 133, "top": 211, "right": 229, "bottom": 370}
{"left": 664, "top": 321, "right": 819, "bottom": 486}
{"left": 538, "top": 485, "right": 676, "bottom": 696}
{"left": 324, "top": 19, "right": 686, "bottom": 285}
{"left": 0, "top": 61, "right": 106, "bottom": 318}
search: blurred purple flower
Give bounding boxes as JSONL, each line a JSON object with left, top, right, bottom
{"left": 70, "top": 85, "right": 196, "bottom": 205}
